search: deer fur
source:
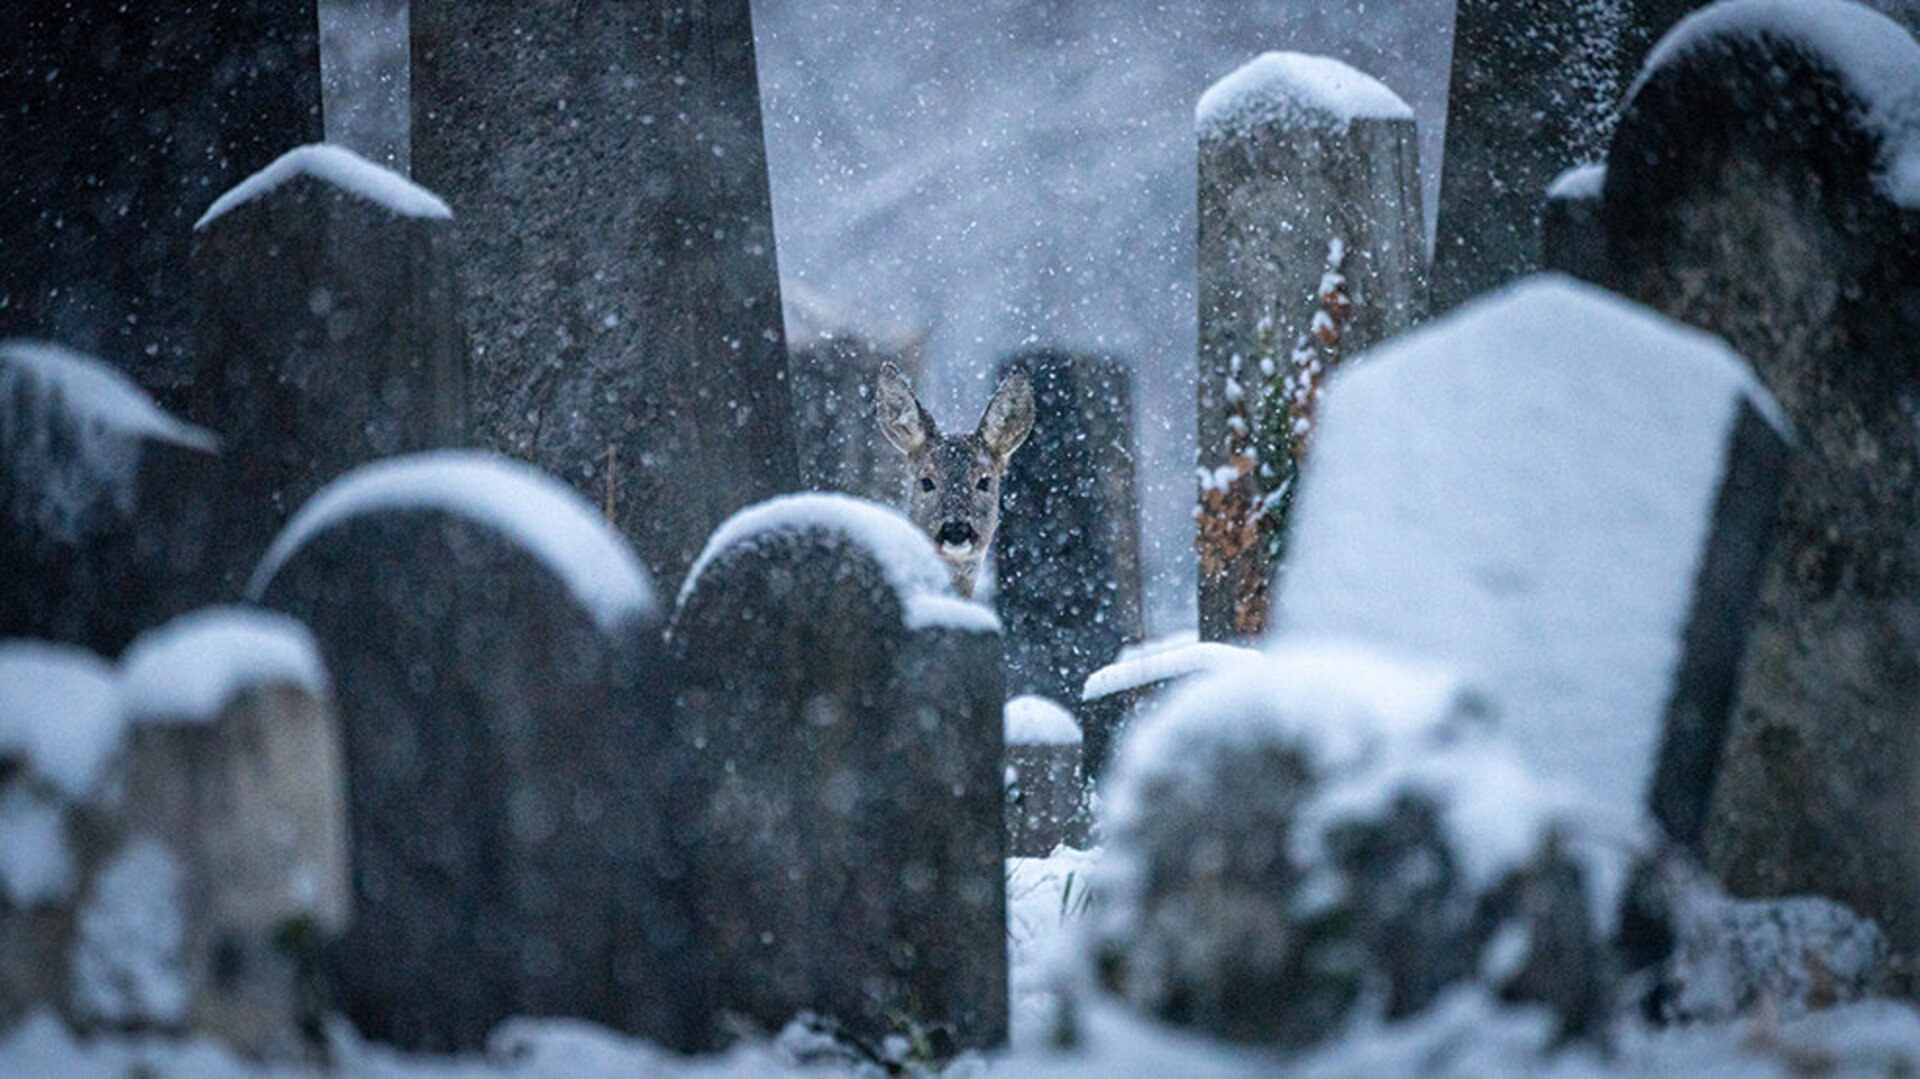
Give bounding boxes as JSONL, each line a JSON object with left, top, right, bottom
{"left": 875, "top": 363, "right": 1034, "bottom": 599}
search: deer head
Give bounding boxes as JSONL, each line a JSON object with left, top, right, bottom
{"left": 876, "top": 363, "right": 1034, "bottom": 599}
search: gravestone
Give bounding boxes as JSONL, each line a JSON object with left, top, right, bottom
{"left": 1542, "top": 164, "right": 1610, "bottom": 285}
{"left": 191, "top": 144, "right": 466, "bottom": 593}
{"left": 1600, "top": 0, "right": 1920, "bottom": 951}
{"left": 0, "top": 2, "right": 322, "bottom": 403}
{"left": 1272, "top": 277, "right": 1790, "bottom": 855}
{"left": 0, "top": 341, "right": 222, "bottom": 656}
{"left": 1431, "top": 0, "right": 1698, "bottom": 311}
{"left": 412, "top": 0, "right": 796, "bottom": 597}
{"left": 1003, "top": 696, "right": 1085, "bottom": 857}
{"left": 115, "top": 606, "right": 348, "bottom": 1058}
{"left": 785, "top": 283, "right": 927, "bottom": 503}
{"left": 670, "top": 494, "right": 1007, "bottom": 1056}
{"left": 1077, "top": 636, "right": 1260, "bottom": 784}
{"left": 251, "top": 451, "right": 677, "bottom": 1051}
{"left": 1195, "top": 53, "right": 1425, "bottom": 641}
{"left": 994, "top": 351, "right": 1143, "bottom": 706}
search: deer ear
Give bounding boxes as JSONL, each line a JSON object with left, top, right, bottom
{"left": 979, "top": 370, "right": 1035, "bottom": 461}
{"left": 876, "top": 362, "right": 935, "bottom": 454}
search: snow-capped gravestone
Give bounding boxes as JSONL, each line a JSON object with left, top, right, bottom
{"left": 1431, "top": 0, "right": 1695, "bottom": 311}
{"left": 1088, "top": 642, "right": 1610, "bottom": 1046}
{"left": 413, "top": 0, "right": 796, "bottom": 598}
{"left": 1600, "top": 0, "right": 1920, "bottom": 950}
{"left": 0, "top": 341, "right": 222, "bottom": 655}
{"left": 251, "top": 452, "right": 675, "bottom": 1052}
{"left": 1077, "top": 636, "right": 1260, "bottom": 783}
{"left": 1273, "top": 277, "right": 1791, "bottom": 855}
{"left": 191, "top": 145, "right": 465, "bottom": 595}
{"left": 670, "top": 494, "right": 1007, "bottom": 1055}
{"left": 787, "top": 283, "right": 926, "bottom": 503}
{"left": 113, "top": 607, "right": 347, "bottom": 1058}
{"left": 1003, "top": 696, "right": 1085, "bottom": 857}
{"left": 0, "top": 1, "right": 321, "bottom": 402}
{"left": 1195, "top": 53, "right": 1425, "bottom": 642}
{"left": 994, "top": 351, "right": 1144, "bottom": 707}
{"left": 1542, "top": 164, "right": 1610, "bottom": 285}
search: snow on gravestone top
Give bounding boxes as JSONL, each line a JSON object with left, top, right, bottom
{"left": 1081, "top": 637, "right": 1261, "bottom": 702}
{"left": 0, "top": 340, "right": 218, "bottom": 544}
{"left": 0, "top": 642, "right": 124, "bottom": 801}
{"left": 1004, "top": 695, "right": 1081, "bottom": 746}
{"left": 1275, "top": 275, "right": 1787, "bottom": 832}
{"left": 1632, "top": 0, "right": 1920, "bottom": 207}
{"left": 119, "top": 607, "right": 329, "bottom": 725}
{"left": 1547, "top": 163, "right": 1607, "bottom": 202}
{"left": 680, "top": 492, "right": 1002, "bottom": 634}
{"left": 1195, "top": 51, "right": 1414, "bottom": 141}
{"left": 194, "top": 143, "right": 453, "bottom": 231}
{"left": 249, "top": 451, "right": 656, "bottom": 632}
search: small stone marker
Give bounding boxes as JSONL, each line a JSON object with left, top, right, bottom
{"left": 1541, "top": 164, "right": 1610, "bottom": 285}
{"left": 1003, "top": 696, "right": 1085, "bottom": 857}
{"left": 1078, "top": 635, "right": 1260, "bottom": 783}
{"left": 251, "top": 451, "right": 673, "bottom": 1051}
{"left": 786, "top": 283, "right": 926, "bottom": 503}
{"left": 0, "top": 341, "right": 222, "bottom": 655}
{"left": 191, "top": 144, "right": 465, "bottom": 593}
{"left": 670, "top": 493, "right": 1007, "bottom": 1055}
{"left": 1273, "top": 276, "right": 1791, "bottom": 854}
{"left": 1195, "top": 52, "right": 1425, "bottom": 641}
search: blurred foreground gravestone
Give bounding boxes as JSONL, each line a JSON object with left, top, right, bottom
{"left": 0, "top": 341, "right": 222, "bottom": 656}
{"left": 413, "top": 0, "right": 795, "bottom": 596}
{"left": 670, "top": 494, "right": 1007, "bottom": 1055}
{"left": 1599, "top": 0, "right": 1920, "bottom": 951}
{"left": 251, "top": 451, "right": 679, "bottom": 1051}
{"left": 1273, "top": 277, "right": 1790, "bottom": 854}
{"left": 191, "top": 145, "right": 465, "bottom": 595}
{"left": 1087, "top": 642, "right": 1610, "bottom": 1045}
{"left": 994, "top": 351, "right": 1143, "bottom": 706}
{"left": 1194, "top": 52, "right": 1424, "bottom": 641}
{"left": 0, "top": 1, "right": 322, "bottom": 402}
{"left": 786, "top": 282, "right": 926, "bottom": 503}
{"left": 1003, "top": 696, "right": 1085, "bottom": 857}
{"left": 1431, "top": 0, "right": 1696, "bottom": 310}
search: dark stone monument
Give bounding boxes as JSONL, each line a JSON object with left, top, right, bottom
{"left": 1431, "top": 0, "right": 1698, "bottom": 311}
{"left": 191, "top": 144, "right": 466, "bottom": 593}
{"left": 994, "top": 350, "right": 1143, "bottom": 706}
{"left": 1600, "top": 0, "right": 1920, "bottom": 951}
{"left": 250, "top": 451, "right": 679, "bottom": 1051}
{"left": 670, "top": 493, "right": 1007, "bottom": 1056}
{"left": 1195, "top": 52, "right": 1425, "bottom": 641}
{"left": 1003, "top": 696, "right": 1085, "bottom": 857}
{"left": 0, "top": 2, "right": 322, "bottom": 403}
{"left": 412, "top": 0, "right": 796, "bottom": 597}
{"left": 0, "top": 341, "right": 223, "bottom": 656}
{"left": 1541, "top": 164, "right": 1611, "bottom": 285}
{"left": 786, "top": 282, "right": 927, "bottom": 503}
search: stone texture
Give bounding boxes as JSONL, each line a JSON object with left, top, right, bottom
{"left": 251, "top": 452, "right": 676, "bottom": 1051}
{"left": 786, "top": 283, "right": 926, "bottom": 504}
{"left": 1004, "top": 696, "right": 1086, "bottom": 857}
{"left": 412, "top": 0, "right": 796, "bottom": 597}
{"left": 994, "top": 351, "right": 1143, "bottom": 706}
{"left": 1598, "top": 0, "right": 1920, "bottom": 950}
{"left": 190, "top": 145, "right": 466, "bottom": 595}
{"left": 0, "top": 2, "right": 322, "bottom": 403}
{"left": 670, "top": 494, "right": 1007, "bottom": 1055}
{"left": 1541, "top": 164, "right": 1611, "bottom": 286}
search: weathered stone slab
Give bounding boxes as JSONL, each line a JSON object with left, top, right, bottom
{"left": 994, "top": 351, "right": 1143, "bottom": 707}
{"left": 786, "top": 282, "right": 926, "bottom": 504}
{"left": 1274, "top": 277, "right": 1790, "bottom": 853}
{"left": 1003, "top": 696, "right": 1085, "bottom": 857}
{"left": 1600, "top": 0, "right": 1920, "bottom": 951}
{"left": 250, "top": 451, "right": 674, "bottom": 1051}
{"left": 1542, "top": 164, "right": 1611, "bottom": 285}
{"left": 1195, "top": 52, "right": 1425, "bottom": 640}
{"left": 0, "top": 341, "right": 222, "bottom": 655}
{"left": 412, "top": 0, "right": 796, "bottom": 597}
{"left": 190, "top": 145, "right": 465, "bottom": 594}
{"left": 670, "top": 493, "right": 1007, "bottom": 1055}
{"left": 0, "top": 2, "right": 322, "bottom": 402}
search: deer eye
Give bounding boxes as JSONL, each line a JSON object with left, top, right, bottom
{"left": 919, "top": 477, "right": 935, "bottom": 492}
{"left": 975, "top": 476, "right": 992, "bottom": 492}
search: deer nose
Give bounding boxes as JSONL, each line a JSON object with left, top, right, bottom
{"left": 935, "top": 521, "right": 977, "bottom": 548}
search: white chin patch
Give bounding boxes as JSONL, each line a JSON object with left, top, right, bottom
{"left": 941, "top": 540, "right": 976, "bottom": 558}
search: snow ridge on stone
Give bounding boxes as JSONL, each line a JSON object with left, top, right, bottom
{"left": 1005, "top": 695, "right": 1082, "bottom": 746}
{"left": 119, "top": 607, "right": 330, "bottom": 725}
{"left": 1196, "top": 51, "right": 1413, "bottom": 140}
{"left": 195, "top": 143, "right": 453, "bottom": 230}
{"left": 0, "top": 642, "right": 125, "bottom": 801}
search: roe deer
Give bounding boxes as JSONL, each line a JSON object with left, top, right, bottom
{"left": 876, "top": 362, "right": 1034, "bottom": 599}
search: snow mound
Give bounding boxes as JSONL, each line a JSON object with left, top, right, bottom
{"left": 195, "top": 142, "right": 453, "bottom": 230}
{"left": 1006, "top": 695, "right": 1082, "bottom": 746}
{"left": 1276, "top": 275, "right": 1786, "bottom": 832}
{"left": 1196, "top": 51, "right": 1414, "bottom": 140}
{"left": 0, "top": 787, "right": 75, "bottom": 908}
{"left": 0, "top": 641, "right": 125, "bottom": 801}
{"left": 70, "top": 837, "right": 188, "bottom": 1027}
{"left": 119, "top": 607, "right": 330, "bottom": 725}
{"left": 1548, "top": 162, "right": 1607, "bottom": 201}
{"left": 1082, "top": 639, "right": 1260, "bottom": 702}
{"left": 1633, "top": 0, "right": 1920, "bottom": 206}
{"left": 681, "top": 493, "right": 997, "bottom": 633}
{"left": 249, "top": 451, "right": 657, "bottom": 632}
